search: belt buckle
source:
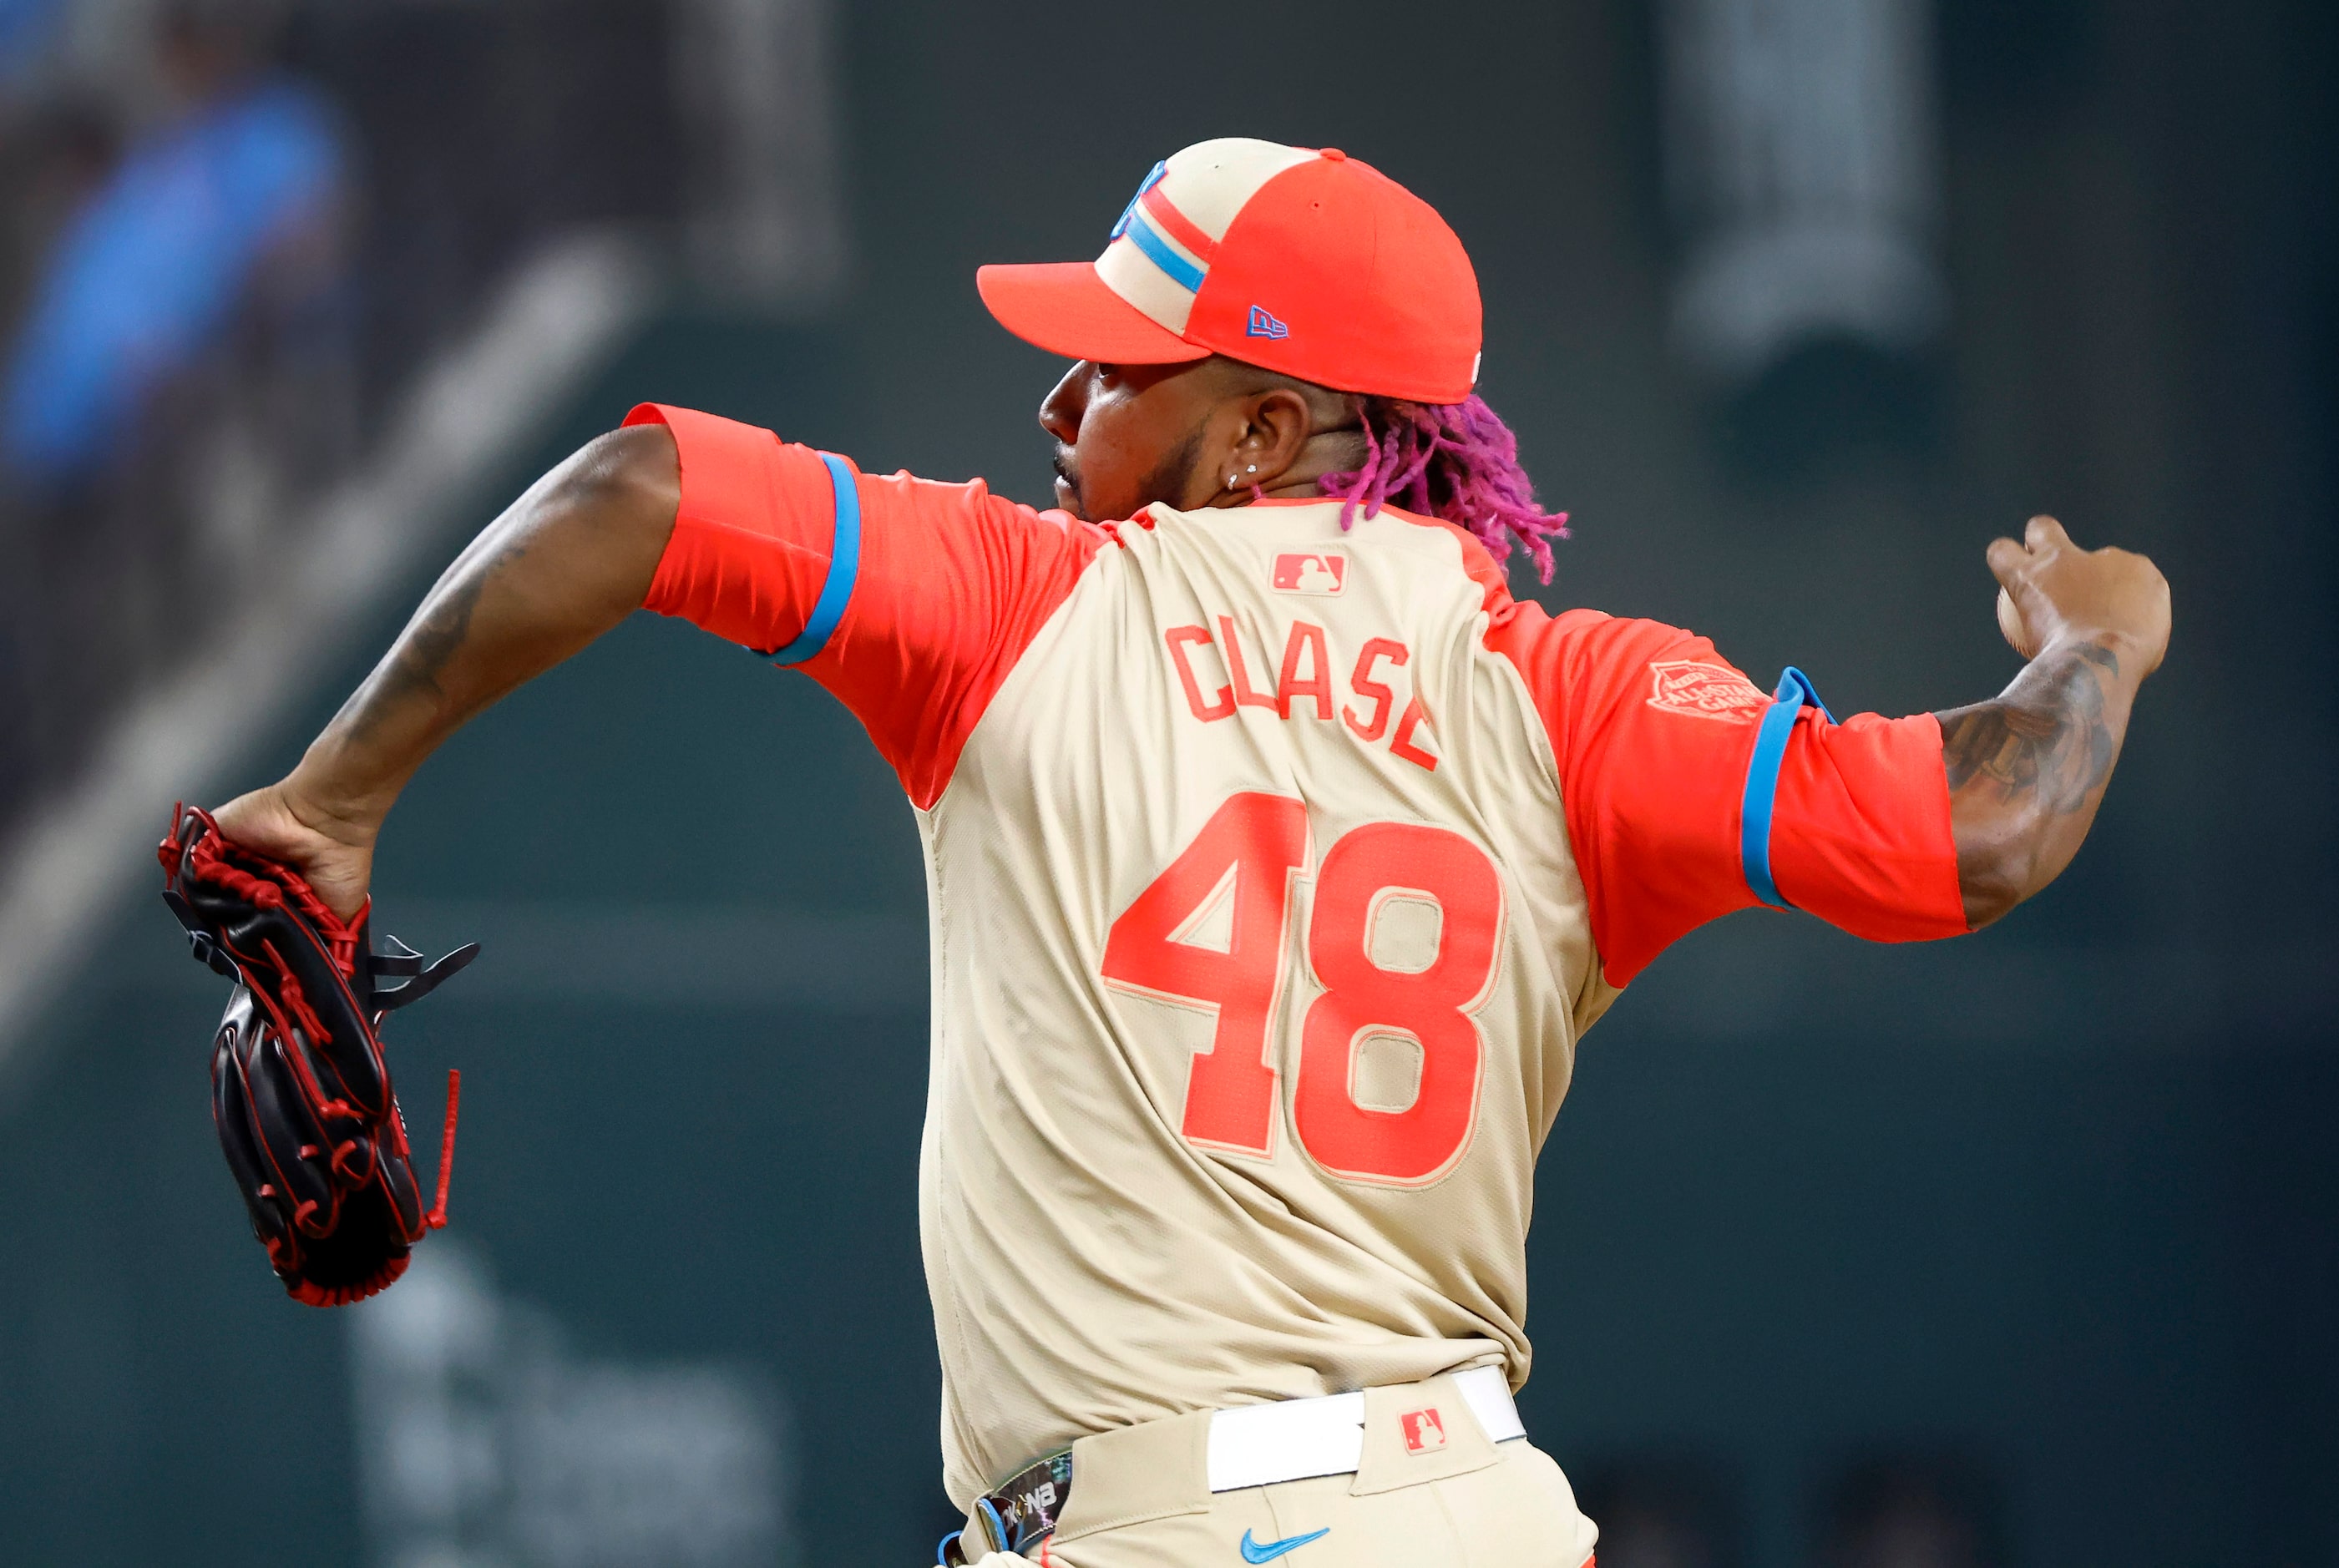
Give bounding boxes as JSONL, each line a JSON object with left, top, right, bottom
{"left": 976, "top": 1449, "right": 1074, "bottom": 1556}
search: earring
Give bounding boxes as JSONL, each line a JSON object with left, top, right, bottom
{"left": 1246, "top": 465, "right": 1258, "bottom": 473}
{"left": 1228, "top": 474, "right": 1241, "bottom": 488}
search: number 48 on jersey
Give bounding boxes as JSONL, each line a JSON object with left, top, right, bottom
{"left": 1101, "top": 792, "right": 1505, "bottom": 1187}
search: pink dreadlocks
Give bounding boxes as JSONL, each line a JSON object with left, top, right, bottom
{"left": 1317, "top": 393, "right": 1569, "bottom": 583}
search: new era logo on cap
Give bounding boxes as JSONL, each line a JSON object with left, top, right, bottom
{"left": 1246, "top": 305, "right": 1289, "bottom": 339}
{"left": 1271, "top": 552, "right": 1345, "bottom": 595}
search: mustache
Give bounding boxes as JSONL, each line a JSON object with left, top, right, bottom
{"left": 1051, "top": 451, "right": 1085, "bottom": 518}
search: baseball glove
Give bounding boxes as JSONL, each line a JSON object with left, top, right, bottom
{"left": 159, "top": 803, "right": 478, "bottom": 1306}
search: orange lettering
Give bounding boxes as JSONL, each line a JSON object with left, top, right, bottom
{"left": 1165, "top": 625, "right": 1234, "bottom": 721}
{"left": 1276, "top": 621, "right": 1334, "bottom": 721}
{"left": 1390, "top": 695, "right": 1439, "bottom": 771}
{"left": 1344, "top": 639, "right": 1408, "bottom": 742}
{"left": 1217, "top": 615, "right": 1280, "bottom": 711}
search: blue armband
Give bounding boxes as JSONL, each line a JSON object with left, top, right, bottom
{"left": 768, "top": 452, "right": 861, "bottom": 665}
{"left": 1739, "top": 666, "right": 1834, "bottom": 910}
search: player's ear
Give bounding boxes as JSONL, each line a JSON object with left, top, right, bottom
{"left": 1230, "top": 387, "right": 1315, "bottom": 487}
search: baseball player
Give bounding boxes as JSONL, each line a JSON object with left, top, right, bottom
{"left": 208, "top": 139, "right": 2169, "bottom": 1565}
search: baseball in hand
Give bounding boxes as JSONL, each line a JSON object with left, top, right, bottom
{"left": 1996, "top": 585, "right": 2039, "bottom": 660}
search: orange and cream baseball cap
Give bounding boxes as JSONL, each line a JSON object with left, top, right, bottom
{"left": 976, "top": 138, "right": 1481, "bottom": 406}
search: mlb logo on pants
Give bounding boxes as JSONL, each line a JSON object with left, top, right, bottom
{"left": 1400, "top": 1408, "right": 1447, "bottom": 1454}
{"left": 1271, "top": 552, "right": 1346, "bottom": 595}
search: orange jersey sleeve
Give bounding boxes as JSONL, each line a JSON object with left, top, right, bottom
{"left": 625, "top": 402, "right": 1105, "bottom": 808}
{"left": 1488, "top": 604, "right": 1967, "bottom": 986}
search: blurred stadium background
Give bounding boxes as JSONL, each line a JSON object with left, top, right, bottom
{"left": 0, "top": 0, "right": 2331, "bottom": 1564}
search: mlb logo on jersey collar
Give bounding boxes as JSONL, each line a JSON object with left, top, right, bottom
{"left": 1271, "top": 552, "right": 1345, "bottom": 595}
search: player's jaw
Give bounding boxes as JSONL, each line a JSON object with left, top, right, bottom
{"left": 1039, "top": 358, "right": 1224, "bottom": 523}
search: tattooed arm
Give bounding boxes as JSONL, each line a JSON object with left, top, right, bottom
{"left": 211, "top": 424, "right": 681, "bottom": 917}
{"left": 1937, "top": 516, "right": 2171, "bottom": 928}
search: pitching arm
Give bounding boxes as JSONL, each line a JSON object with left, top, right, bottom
{"left": 212, "top": 423, "right": 681, "bottom": 917}
{"left": 1935, "top": 517, "right": 2171, "bottom": 928}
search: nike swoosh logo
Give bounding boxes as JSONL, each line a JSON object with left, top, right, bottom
{"left": 1239, "top": 1526, "right": 1330, "bottom": 1563}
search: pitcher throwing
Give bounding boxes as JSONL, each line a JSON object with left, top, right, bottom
{"left": 206, "top": 139, "right": 2170, "bottom": 1565}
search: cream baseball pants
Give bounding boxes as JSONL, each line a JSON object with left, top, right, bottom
{"left": 956, "top": 1372, "right": 1599, "bottom": 1567}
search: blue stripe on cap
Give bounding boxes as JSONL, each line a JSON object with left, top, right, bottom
{"left": 1123, "top": 210, "right": 1206, "bottom": 293}
{"left": 769, "top": 452, "right": 860, "bottom": 666}
{"left": 1739, "top": 666, "right": 1835, "bottom": 909}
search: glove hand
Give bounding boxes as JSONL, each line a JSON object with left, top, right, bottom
{"left": 161, "top": 802, "right": 473, "bottom": 1306}
{"left": 211, "top": 779, "right": 375, "bottom": 922}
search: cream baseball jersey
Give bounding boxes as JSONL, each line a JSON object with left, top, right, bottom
{"left": 625, "top": 402, "right": 1966, "bottom": 1506}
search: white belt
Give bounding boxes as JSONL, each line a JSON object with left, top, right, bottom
{"left": 1203, "top": 1365, "right": 1524, "bottom": 1494}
